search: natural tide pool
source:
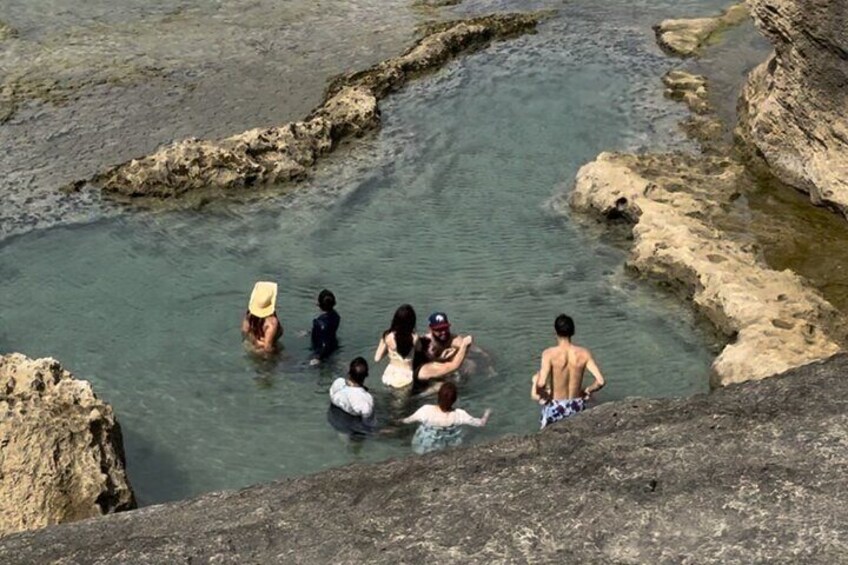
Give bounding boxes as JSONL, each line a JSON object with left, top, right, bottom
{"left": 0, "top": 1, "right": 732, "bottom": 504}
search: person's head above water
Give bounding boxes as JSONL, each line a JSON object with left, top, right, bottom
{"left": 348, "top": 357, "right": 369, "bottom": 386}
{"left": 554, "top": 314, "right": 575, "bottom": 339}
{"left": 318, "top": 289, "right": 336, "bottom": 312}
{"left": 248, "top": 281, "right": 278, "bottom": 319}
{"left": 386, "top": 304, "right": 417, "bottom": 357}
{"left": 428, "top": 312, "right": 452, "bottom": 342}
{"left": 437, "top": 381, "right": 458, "bottom": 412}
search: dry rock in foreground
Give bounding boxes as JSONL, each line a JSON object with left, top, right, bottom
{"left": 654, "top": 2, "right": 750, "bottom": 57}
{"left": 0, "top": 354, "right": 136, "bottom": 535}
{"left": 2, "top": 354, "right": 848, "bottom": 562}
{"left": 571, "top": 152, "right": 842, "bottom": 386}
{"left": 737, "top": 0, "right": 848, "bottom": 216}
{"left": 92, "top": 12, "right": 542, "bottom": 199}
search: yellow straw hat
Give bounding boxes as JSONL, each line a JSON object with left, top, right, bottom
{"left": 248, "top": 281, "right": 278, "bottom": 318}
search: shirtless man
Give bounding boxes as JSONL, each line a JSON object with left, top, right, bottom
{"left": 531, "top": 314, "right": 605, "bottom": 429}
{"left": 424, "top": 312, "right": 465, "bottom": 362}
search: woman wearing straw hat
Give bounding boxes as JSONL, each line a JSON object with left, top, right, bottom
{"left": 241, "top": 281, "right": 282, "bottom": 353}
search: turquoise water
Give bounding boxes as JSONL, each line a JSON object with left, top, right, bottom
{"left": 0, "top": 2, "right": 732, "bottom": 504}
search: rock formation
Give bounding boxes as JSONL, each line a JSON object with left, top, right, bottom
{"left": 91, "top": 12, "right": 543, "bottom": 199}
{"left": 0, "top": 354, "right": 136, "bottom": 535}
{"left": 737, "top": 0, "right": 848, "bottom": 216}
{"left": 3, "top": 353, "right": 847, "bottom": 562}
{"left": 570, "top": 152, "right": 843, "bottom": 386}
{"left": 654, "top": 2, "right": 750, "bottom": 57}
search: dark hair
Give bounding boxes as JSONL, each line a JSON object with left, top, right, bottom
{"left": 318, "top": 289, "right": 336, "bottom": 312}
{"left": 554, "top": 314, "right": 575, "bottom": 338}
{"left": 438, "top": 382, "right": 458, "bottom": 412}
{"left": 385, "top": 304, "right": 416, "bottom": 358}
{"left": 348, "top": 357, "right": 369, "bottom": 386}
{"left": 247, "top": 311, "right": 265, "bottom": 341}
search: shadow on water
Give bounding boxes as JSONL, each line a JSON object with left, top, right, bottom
{"left": 121, "top": 425, "right": 194, "bottom": 505}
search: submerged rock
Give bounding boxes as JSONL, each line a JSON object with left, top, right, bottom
{"left": 93, "top": 12, "right": 543, "bottom": 199}
{"left": 737, "top": 0, "right": 848, "bottom": 217}
{"left": 654, "top": 3, "right": 750, "bottom": 57}
{"left": 0, "top": 354, "right": 136, "bottom": 535}
{"left": 571, "top": 152, "right": 842, "bottom": 386}
{"left": 0, "top": 20, "right": 17, "bottom": 41}
{"left": 3, "top": 353, "right": 848, "bottom": 562}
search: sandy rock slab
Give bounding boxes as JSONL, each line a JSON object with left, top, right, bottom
{"left": 654, "top": 2, "right": 750, "bottom": 57}
{"left": 91, "top": 12, "right": 542, "bottom": 199}
{"left": 0, "top": 353, "right": 136, "bottom": 535}
{"left": 571, "top": 152, "right": 842, "bottom": 386}
{"left": 737, "top": 0, "right": 848, "bottom": 217}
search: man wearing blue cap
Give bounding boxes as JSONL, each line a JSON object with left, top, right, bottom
{"left": 424, "top": 312, "right": 466, "bottom": 362}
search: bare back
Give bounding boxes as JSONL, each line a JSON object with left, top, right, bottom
{"left": 544, "top": 344, "right": 592, "bottom": 401}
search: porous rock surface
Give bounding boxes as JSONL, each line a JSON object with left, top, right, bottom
{"left": 737, "top": 0, "right": 848, "bottom": 216}
{"left": 3, "top": 354, "right": 848, "bottom": 562}
{"left": 0, "top": 354, "right": 136, "bottom": 535}
{"left": 571, "top": 152, "right": 842, "bottom": 386}
{"left": 654, "top": 2, "right": 750, "bottom": 57}
{"left": 92, "top": 13, "right": 542, "bottom": 198}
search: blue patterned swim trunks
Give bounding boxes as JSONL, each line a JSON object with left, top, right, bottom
{"left": 540, "top": 397, "right": 585, "bottom": 429}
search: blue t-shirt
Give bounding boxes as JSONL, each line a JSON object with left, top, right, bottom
{"left": 311, "top": 310, "right": 340, "bottom": 359}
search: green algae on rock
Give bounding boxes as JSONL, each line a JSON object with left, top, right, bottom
{"left": 654, "top": 2, "right": 750, "bottom": 57}
{"left": 91, "top": 12, "right": 543, "bottom": 199}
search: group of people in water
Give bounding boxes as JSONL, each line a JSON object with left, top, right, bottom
{"left": 242, "top": 280, "right": 605, "bottom": 453}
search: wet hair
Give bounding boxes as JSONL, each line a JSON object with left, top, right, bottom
{"left": 348, "top": 357, "right": 369, "bottom": 387}
{"left": 438, "top": 382, "right": 458, "bottom": 412}
{"left": 247, "top": 311, "right": 266, "bottom": 341}
{"left": 318, "top": 289, "right": 336, "bottom": 312}
{"left": 385, "top": 304, "right": 416, "bottom": 358}
{"left": 554, "top": 314, "right": 575, "bottom": 338}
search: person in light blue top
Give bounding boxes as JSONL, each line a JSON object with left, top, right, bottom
{"left": 401, "top": 382, "right": 490, "bottom": 454}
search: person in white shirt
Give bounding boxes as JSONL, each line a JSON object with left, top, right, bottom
{"left": 401, "top": 382, "right": 490, "bottom": 454}
{"left": 328, "top": 357, "right": 375, "bottom": 437}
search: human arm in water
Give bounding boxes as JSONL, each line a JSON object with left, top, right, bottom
{"left": 374, "top": 333, "right": 389, "bottom": 362}
{"left": 417, "top": 336, "right": 472, "bottom": 381}
{"left": 533, "top": 349, "right": 552, "bottom": 403}
{"left": 581, "top": 352, "right": 605, "bottom": 400}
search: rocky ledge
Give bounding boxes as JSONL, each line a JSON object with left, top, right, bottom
{"left": 736, "top": 0, "right": 848, "bottom": 216}
{"left": 653, "top": 2, "right": 750, "bottom": 57}
{"left": 88, "top": 13, "right": 543, "bottom": 199}
{"left": 0, "top": 354, "right": 136, "bottom": 536}
{"left": 3, "top": 354, "right": 848, "bottom": 562}
{"left": 571, "top": 152, "right": 843, "bottom": 386}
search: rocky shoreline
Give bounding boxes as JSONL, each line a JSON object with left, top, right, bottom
{"left": 3, "top": 353, "right": 847, "bottom": 562}
{"left": 569, "top": 0, "right": 848, "bottom": 386}
{"left": 0, "top": 354, "right": 135, "bottom": 536}
{"left": 82, "top": 12, "right": 544, "bottom": 200}
{"left": 736, "top": 0, "right": 848, "bottom": 216}
{"left": 653, "top": 2, "right": 749, "bottom": 57}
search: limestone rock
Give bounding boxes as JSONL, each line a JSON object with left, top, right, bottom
{"left": 654, "top": 3, "right": 750, "bottom": 57}
{"left": 571, "top": 152, "right": 842, "bottom": 386}
{"left": 3, "top": 353, "right": 848, "bottom": 562}
{"left": 94, "top": 12, "right": 542, "bottom": 199}
{"left": 736, "top": 0, "right": 848, "bottom": 216}
{"left": 0, "top": 353, "right": 136, "bottom": 535}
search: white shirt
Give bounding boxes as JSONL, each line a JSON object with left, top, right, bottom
{"left": 402, "top": 404, "right": 484, "bottom": 427}
{"left": 329, "top": 378, "right": 374, "bottom": 418}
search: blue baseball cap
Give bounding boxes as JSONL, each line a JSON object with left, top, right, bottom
{"left": 428, "top": 312, "right": 451, "bottom": 330}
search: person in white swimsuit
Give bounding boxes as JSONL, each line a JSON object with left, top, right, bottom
{"left": 401, "top": 382, "right": 490, "bottom": 454}
{"left": 374, "top": 304, "right": 419, "bottom": 388}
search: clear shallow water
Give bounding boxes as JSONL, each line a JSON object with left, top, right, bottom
{"left": 0, "top": 2, "right": 732, "bottom": 504}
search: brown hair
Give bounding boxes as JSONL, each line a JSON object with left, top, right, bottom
{"left": 437, "top": 382, "right": 458, "bottom": 412}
